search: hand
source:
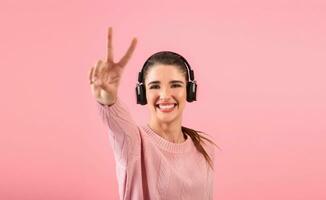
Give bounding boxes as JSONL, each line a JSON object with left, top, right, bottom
{"left": 89, "top": 27, "right": 137, "bottom": 105}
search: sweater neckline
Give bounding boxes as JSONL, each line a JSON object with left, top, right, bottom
{"left": 141, "top": 124, "right": 193, "bottom": 154}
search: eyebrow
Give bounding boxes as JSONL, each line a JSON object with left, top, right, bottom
{"left": 147, "top": 80, "right": 185, "bottom": 86}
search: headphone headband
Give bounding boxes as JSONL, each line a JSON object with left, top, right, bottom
{"left": 138, "top": 51, "right": 195, "bottom": 84}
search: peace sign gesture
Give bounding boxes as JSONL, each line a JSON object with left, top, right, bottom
{"left": 89, "top": 27, "right": 137, "bottom": 105}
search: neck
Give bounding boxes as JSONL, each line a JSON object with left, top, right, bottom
{"left": 148, "top": 118, "right": 186, "bottom": 143}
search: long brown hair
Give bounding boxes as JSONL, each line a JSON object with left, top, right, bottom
{"left": 182, "top": 126, "right": 219, "bottom": 170}
{"left": 143, "top": 51, "right": 220, "bottom": 170}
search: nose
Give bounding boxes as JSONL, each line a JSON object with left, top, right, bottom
{"left": 159, "top": 87, "right": 172, "bottom": 100}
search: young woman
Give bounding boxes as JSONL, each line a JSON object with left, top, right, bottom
{"left": 89, "top": 27, "right": 217, "bottom": 200}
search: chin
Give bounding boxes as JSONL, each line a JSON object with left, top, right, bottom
{"left": 149, "top": 105, "right": 184, "bottom": 124}
{"left": 157, "top": 116, "right": 176, "bottom": 124}
{"left": 157, "top": 112, "right": 182, "bottom": 124}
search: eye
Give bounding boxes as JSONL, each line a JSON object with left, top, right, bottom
{"left": 149, "top": 85, "right": 160, "bottom": 89}
{"left": 171, "top": 84, "right": 181, "bottom": 88}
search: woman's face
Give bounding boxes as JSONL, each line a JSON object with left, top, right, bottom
{"left": 145, "top": 64, "right": 187, "bottom": 124}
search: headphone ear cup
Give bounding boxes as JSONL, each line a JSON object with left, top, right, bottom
{"left": 136, "top": 84, "right": 147, "bottom": 105}
{"left": 187, "top": 82, "right": 197, "bottom": 102}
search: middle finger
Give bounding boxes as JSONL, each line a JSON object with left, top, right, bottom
{"left": 107, "top": 27, "right": 113, "bottom": 62}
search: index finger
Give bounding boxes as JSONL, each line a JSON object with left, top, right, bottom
{"left": 107, "top": 27, "right": 113, "bottom": 62}
{"left": 118, "top": 37, "right": 137, "bottom": 67}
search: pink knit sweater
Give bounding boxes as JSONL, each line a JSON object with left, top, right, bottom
{"left": 97, "top": 97, "right": 215, "bottom": 200}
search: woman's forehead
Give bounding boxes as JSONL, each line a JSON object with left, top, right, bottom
{"left": 145, "top": 64, "right": 185, "bottom": 80}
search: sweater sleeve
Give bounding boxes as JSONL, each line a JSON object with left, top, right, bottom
{"left": 96, "top": 96, "right": 141, "bottom": 167}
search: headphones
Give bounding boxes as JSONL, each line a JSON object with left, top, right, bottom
{"left": 136, "top": 51, "right": 197, "bottom": 105}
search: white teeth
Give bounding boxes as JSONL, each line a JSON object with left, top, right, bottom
{"left": 158, "top": 104, "right": 175, "bottom": 109}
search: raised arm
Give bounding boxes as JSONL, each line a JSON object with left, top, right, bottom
{"left": 89, "top": 27, "right": 140, "bottom": 166}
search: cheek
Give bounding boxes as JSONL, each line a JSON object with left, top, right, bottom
{"left": 171, "top": 88, "right": 187, "bottom": 100}
{"left": 145, "top": 88, "right": 187, "bottom": 104}
{"left": 146, "top": 91, "right": 158, "bottom": 104}
{"left": 176, "top": 89, "right": 187, "bottom": 99}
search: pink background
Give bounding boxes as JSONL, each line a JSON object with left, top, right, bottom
{"left": 1, "top": 0, "right": 325, "bottom": 199}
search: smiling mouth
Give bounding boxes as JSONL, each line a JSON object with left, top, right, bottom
{"left": 155, "top": 103, "right": 178, "bottom": 112}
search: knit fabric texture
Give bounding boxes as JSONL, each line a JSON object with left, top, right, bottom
{"left": 96, "top": 97, "right": 215, "bottom": 200}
